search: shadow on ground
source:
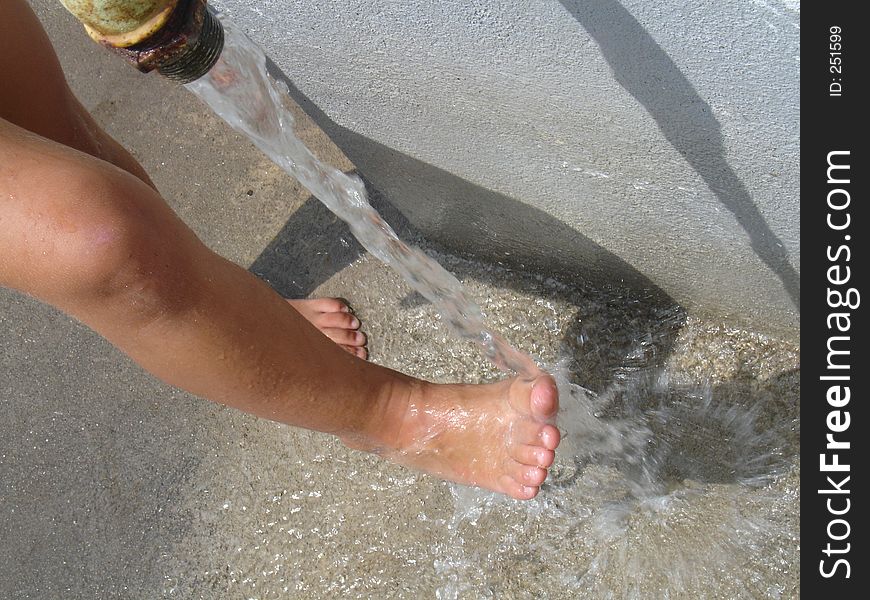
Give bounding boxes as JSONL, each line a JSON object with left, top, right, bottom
{"left": 247, "top": 62, "right": 800, "bottom": 490}
{"left": 253, "top": 60, "right": 692, "bottom": 397}
{"left": 261, "top": 59, "right": 668, "bottom": 294}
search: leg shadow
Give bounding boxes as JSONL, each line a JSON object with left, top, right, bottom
{"left": 248, "top": 194, "right": 365, "bottom": 298}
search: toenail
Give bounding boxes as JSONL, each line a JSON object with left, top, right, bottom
{"left": 350, "top": 317, "right": 360, "bottom": 328}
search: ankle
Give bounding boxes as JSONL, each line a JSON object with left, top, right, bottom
{"left": 341, "top": 373, "right": 429, "bottom": 453}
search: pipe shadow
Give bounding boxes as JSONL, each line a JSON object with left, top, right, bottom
{"left": 261, "top": 58, "right": 663, "bottom": 295}
{"left": 557, "top": 0, "right": 799, "bottom": 312}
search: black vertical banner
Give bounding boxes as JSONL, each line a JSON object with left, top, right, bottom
{"left": 802, "top": 3, "right": 867, "bottom": 596}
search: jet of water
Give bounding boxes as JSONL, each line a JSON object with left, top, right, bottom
{"left": 185, "top": 17, "right": 538, "bottom": 378}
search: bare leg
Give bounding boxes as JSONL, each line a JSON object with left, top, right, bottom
{"left": 0, "top": 0, "right": 153, "bottom": 187}
{"left": 0, "top": 0, "right": 366, "bottom": 358}
{"left": 0, "top": 0, "right": 559, "bottom": 499}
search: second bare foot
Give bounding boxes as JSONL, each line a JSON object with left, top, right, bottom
{"left": 287, "top": 298, "right": 368, "bottom": 359}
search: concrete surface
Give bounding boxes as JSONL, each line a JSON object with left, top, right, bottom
{"left": 212, "top": 0, "right": 801, "bottom": 339}
{"left": 2, "top": 1, "right": 799, "bottom": 598}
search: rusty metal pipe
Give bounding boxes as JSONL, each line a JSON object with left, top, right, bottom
{"left": 58, "top": 0, "right": 178, "bottom": 46}
{"left": 58, "top": 0, "right": 223, "bottom": 83}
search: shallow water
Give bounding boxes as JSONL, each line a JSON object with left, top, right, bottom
{"left": 156, "top": 261, "right": 799, "bottom": 598}
{"left": 179, "top": 15, "right": 799, "bottom": 598}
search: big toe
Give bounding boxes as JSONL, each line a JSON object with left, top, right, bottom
{"left": 511, "top": 375, "right": 559, "bottom": 421}
{"left": 531, "top": 375, "right": 559, "bottom": 420}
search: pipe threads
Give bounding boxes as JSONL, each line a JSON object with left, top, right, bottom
{"left": 158, "top": 7, "right": 223, "bottom": 84}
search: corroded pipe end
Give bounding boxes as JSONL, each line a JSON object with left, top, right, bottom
{"left": 89, "top": 0, "right": 223, "bottom": 83}
{"left": 157, "top": 7, "right": 223, "bottom": 83}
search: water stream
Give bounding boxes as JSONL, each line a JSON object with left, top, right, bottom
{"left": 185, "top": 21, "right": 535, "bottom": 379}
{"left": 181, "top": 15, "right": 799, "bottom": 598}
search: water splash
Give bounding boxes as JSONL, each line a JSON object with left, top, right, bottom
{"left": 184, "top": 12, "right": 671, "bottom": 501}
{"left": 437, "top": 356, "right": 797, "bottom": 599}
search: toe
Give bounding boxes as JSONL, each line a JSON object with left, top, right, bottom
{"left": 506, "top": 460, "right": 548, "bottom": 487}
{"left": 509, "top": 443, "right": 555, "bottom": 469}
{"left": 510, "top": 420, "right": 557, "bottom": 448}
{"left": 530, "top": 375, "right": 559, "bottom": 420}
{"left": 288, "top": 297, "right": 350, "bottom": 314}
{"left": 539, "top": 424, "right": 561, "bottom": 451}
{"left": 313, "top": 311, "right": 360, "bottom": 330}
{"left": 311, "top": 297, "right": 350, "bottom": 313}
{"left": 322, "top": 328, "right": 367, "bottom": 347}
{"left": 339, "top": 345, "right": 368, "bottom": 360}
{"left": 498, "top": 475, "right": 540, "bottom": 500}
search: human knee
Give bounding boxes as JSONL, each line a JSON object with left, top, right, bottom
{"left": 39, "top": 170, "right": 198, "bottom": 319}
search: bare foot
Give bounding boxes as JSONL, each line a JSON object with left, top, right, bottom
{"left": 348, "top": 374, "right": 561, "bottom": 500}
{"left": 287, "top": 298, "right": 368, "bottom": 359}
